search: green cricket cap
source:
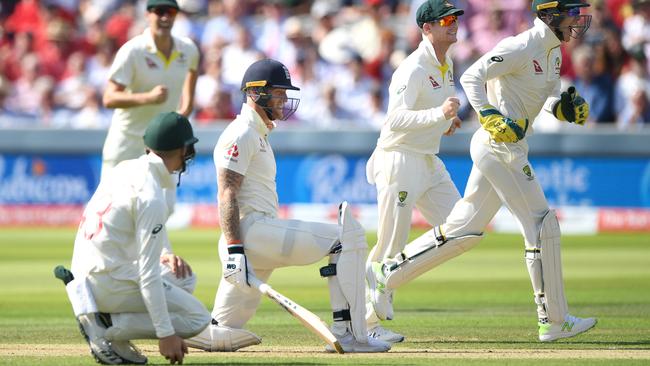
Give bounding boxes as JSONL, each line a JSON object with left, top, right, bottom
{"left": 146, "top": 0, "right": 179, "bottom": 10}
{"left": 144, "top": 112, "right": 198, "bottom": 151}
{"left": 416, "top": 0, "right": 465, "bottom": 28}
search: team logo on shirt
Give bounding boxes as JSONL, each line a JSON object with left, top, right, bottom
{"left": 428, "top": 76, "right": 441, "bottom": 89}
{"left": 522, "top": 165, "right": 534, "bottom": 181}
{"left": 145, "top": 56, "right": 158, "bottom": 69}
{"left": 225, "top": 143, "right": 239, "bottom": 161}
{"left": 554, "top": 57, "right": 561, "bottom": 75}
{"left": 447, "top": 70, "right": 455, "bottom": 86}
{"left": 152, "top": 224, "right": 163, "bottom": 234}
{"left": 533, "top": 60, "right": 543, "bottom": 74}
{"left": 177, "top": 52, "right": 186, "bottom": 64}
{"left": 397, "top": 191, "right": 408, "bottom": 207}
{"left": 259, "top": 138, "right": 267, "bottom": 152}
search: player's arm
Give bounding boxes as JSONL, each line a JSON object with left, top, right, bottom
{"left": 102, "top": 79, "right": 168, "bottom": 109}
{"left": 177, "top": 69, "right": 198, "bottom": 117}
{"left": 217, "top": 167, "right": 244, "bottom": 244}
{"left": 385, "top": 67, "right": 456, "bottom": 131}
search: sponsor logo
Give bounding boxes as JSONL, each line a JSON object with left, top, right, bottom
{"left": 396, "top": 85, "right": 406, "bottom": 94}
{"left": 490, "top": 56, "right": 504, "bottom": 63}
{"left": 145, "top": 57, "right": 158, "bottom": 69}
{"left": 523, "top": 165, "right": 534, "bottom": 181}
{"left": 533, "top": 60, "right": 543, "bottom": 74}
{"left": 428, "top": 76, "right": 440, "bottom": 89}
{"left": 398, "top": 191, "right": 408, "bottom": 207}
{"left": 561, "top": 321, "right": 574, "bottom": 332}
{"left": 152, "top": 224, "right": 163, "bottom": 234}
{"left": 225, "top": 143, "right": 239, "bottom": 161}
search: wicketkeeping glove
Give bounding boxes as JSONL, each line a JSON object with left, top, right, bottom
{"left": 223, "top": 244, "right": 252, "bottom": 289}
{"left": 553, "top": 86, "right": 589, "bottom": 125}
{"left": 478, "top": 105, "right": 529, "bottom": 143}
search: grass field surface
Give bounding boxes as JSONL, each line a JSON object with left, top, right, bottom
{"left": 0, "top": 228, "right": 649, "bottom": 365}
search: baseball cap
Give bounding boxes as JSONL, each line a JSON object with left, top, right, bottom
{"left": 416, "top": 0, "right": 465, "bottom": 28}
{"left": 144, "top": 112, "right": 198, "bottom": 151}
{"left": 531, "top": 0, "right": 590, "bottom": 12}
{"left": 146, "top": 0, "right": 179, "bottom": 10}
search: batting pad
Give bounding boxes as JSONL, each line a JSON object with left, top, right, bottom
{"left": 539, "top": 210, "right": 568, "bottom": 323}
{"left": 385, "top": 228, "right": 483, "bottom": 289}
{"left": 65, "top": 277, "right": 99, "bottom": 317}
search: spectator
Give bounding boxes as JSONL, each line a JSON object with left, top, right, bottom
{"left": 335, "top": 53, "right": 378, "bottom": 126}
{"left": 200, "top": 0, "right": 252, "bottom": 51}
{"left": 195, "top": 88, "right": 236, "bottom": 124}
{"left": 572, "top": 45, "right": 616, "bottom": 123}
{"left": 622, "top": 0, "right": 650, "bottom": 71}
{"left": 220, "top": 24, "right": 264, "bottom": 91}
{"left": 616, "top": 49, "right": 650, "bottom": 129}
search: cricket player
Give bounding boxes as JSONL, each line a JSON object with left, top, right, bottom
{"left": 364, "top": 0, "right": 464, "bottom": 343}
{"left": 368, "top": 0, "right": 597, "bottom": 342}
{"left": 185, "top": 59, "right": 390, "bottom": 353}
{"left": 69, "top": 112, "right": 210, "bottom": 364}
{"left": 101, "top": 0, "right": 199, "bottom": 180}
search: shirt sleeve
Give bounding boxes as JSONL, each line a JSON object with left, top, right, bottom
{"left": 384, "top": 66, "right": 447, "bottom": 131}
{"left": 543, "top": 78, "right": 562, "bottom": 115}
{"left": 214, "top": 132, "right": 255, "bottom": 176}
{"left": 460, "top": 38, "right": 527, "bottom": 112}
{"left": 135, "top": 197, "right": 175, "bottom": 338}
{"left": 108, "top": 42, "right": 134, "bottom": 87}
{"left": 185, "top": 39, "right": 200, "bottom": 72}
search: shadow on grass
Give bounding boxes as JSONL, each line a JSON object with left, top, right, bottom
{"left": 408, "top": 339, "right": 650, "bottom": 347}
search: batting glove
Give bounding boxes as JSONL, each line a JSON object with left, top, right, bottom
{"left": 553, "top": 86, "right": 589, "bottom": 125}
{"left": 478, "top": 105, "right": 528, "bottom": 143}
{"left": 223, "top": 244, "right": 253, "bottom": 289}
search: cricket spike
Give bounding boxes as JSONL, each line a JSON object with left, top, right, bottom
{"left": 54, "top": 265, "right": 74, "bottom": 285}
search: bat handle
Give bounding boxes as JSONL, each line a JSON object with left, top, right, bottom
{"left": 248, "top": 276, "right": 270, "bottom": 294}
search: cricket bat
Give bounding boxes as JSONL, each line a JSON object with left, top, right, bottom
{"left": 248, "top": 276, "right": 344, "bottom": 354}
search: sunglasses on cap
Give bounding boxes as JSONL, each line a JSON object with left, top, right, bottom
{"left": 436, "top": 15, "right": 458, "bottom": 27}
{"left": 150, "top": 6, "right": 178, "bottom": 17}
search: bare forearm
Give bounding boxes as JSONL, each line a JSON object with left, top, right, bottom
{"left": 103, "top": 90, "right": 152, "bottom": 109}
{"left": 219, "top": 192, "right": 241, "bottom": 242}
{"left": 177, "top": 70, "right": 197, "bottom": 117}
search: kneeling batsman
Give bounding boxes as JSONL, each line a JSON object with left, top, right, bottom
{"left": 185, "top": 59, "right": 389, "bottom": 353}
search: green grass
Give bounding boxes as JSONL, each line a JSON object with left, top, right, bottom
{"left": 0, "top": 228, "right": 649, "bottom": 365}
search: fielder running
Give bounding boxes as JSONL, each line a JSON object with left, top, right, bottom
{"left": 364, "top": 0, "right": 464, "bottom": 343}
{"left": 185, "top": 59, "right": 390, "bottom": 353}
{"left": 101, "top": 0, "right": 199, "bottom": 179}
{"left": 367, "top": 0, "right": 597, "bottom": 342}
{"left": 66, "top": 112, "right": 210, "bottom": 365}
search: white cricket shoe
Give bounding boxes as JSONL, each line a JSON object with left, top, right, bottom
{"left": 325, "top": 330, "right": 391, "bottom": 353}
{"left": 538, "top": 314, "right": 597, "bottom": 342}
{"left": 110, "top": 340, "right": 147, "bottom": 364}
{"left": 368, "top": 325, "right": 404, "bottom": 343}
{"left": 366, "top": 261, "right": 394, "bottom": 320}
{"left": 77, "top": 313, "right": 123, "bottom": 365}
{"left": 186, "top": 322, "right": 261, "bottom": 352}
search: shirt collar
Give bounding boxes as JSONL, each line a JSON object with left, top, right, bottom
{"left": 533, "top": 18, "right": 561, "bottom": 50}
{"left": 142, "top": 153, "right": 175, "bottom": 189}
{"left": 420, "top": 34, "right": 450, "bottom": 67}
{"left": 240, "top": 103, "right": 272, "bottom": 136}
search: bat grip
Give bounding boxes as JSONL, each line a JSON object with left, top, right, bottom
{"left": 248, "top": 276, "right": 270, "bottom": 294}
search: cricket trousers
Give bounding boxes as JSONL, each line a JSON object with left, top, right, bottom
{"left": 212, "top": 212, "right": 340, "bottom": 328}
{"left": 88, "top": 265, "right": 211, "bottom": 341}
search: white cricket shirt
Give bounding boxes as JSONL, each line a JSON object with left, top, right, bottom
{"left": 214, "top": 104, "right": 279, "bottom": 219}
{"left": 376, "top": 35, "right": 456, "bottom": 155}
{"left": 71, "top": 153, "right": 176, "bottom": 338}
{"left": 108, "top": 28, "right": 199, "bottom": 139}
{"left": 460, "top": 18, "right": 563, "bottom": 136}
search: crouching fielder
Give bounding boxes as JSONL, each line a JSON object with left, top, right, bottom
{"left": 69, "top": 112, "right": 211, "bottom": 365}
{"left": 373, "top": 0, "right": 597, "bottom": 342}
{"left": 185, "top": 59, "right": 389, "bottom": 353}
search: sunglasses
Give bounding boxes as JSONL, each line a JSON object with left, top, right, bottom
{"left": 150, "top": 6, "right": 178, "bottom": 17}
{"left": 437, "top": 15, "right": 458, "bottom": 27}
{"left": 566, "top": 7, "right": 581, "bottom": 17}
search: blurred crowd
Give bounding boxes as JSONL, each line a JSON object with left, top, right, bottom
{"left": 0, "top": 0, "right": 649, "bottom": 130}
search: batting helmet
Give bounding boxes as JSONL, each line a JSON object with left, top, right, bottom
{"left": 532, "top": 0, "right": 591, "bottom": 40}
{"left": 241, "top": 59, "right": 300, "bottom": 121}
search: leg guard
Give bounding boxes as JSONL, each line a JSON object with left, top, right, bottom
{"left": 384, "top": 226, "right": 483, "bottom": 289}
{"left": 526, "top": 210, "right": 568, "bottom": 324}
{"left": 185, "top": 320, "right": 261, "bottom": 352}
{"left": 324, "top": 202, "right": 367, "bottom": 342}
